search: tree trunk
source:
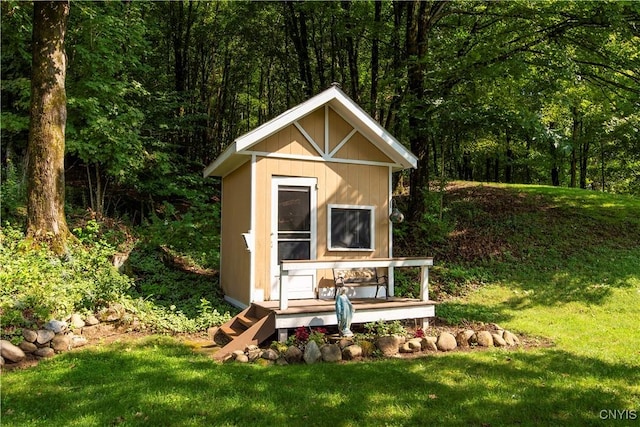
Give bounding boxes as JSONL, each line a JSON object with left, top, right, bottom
{"left": 570, "top": 106, "right": 580, "bottom": 188}
{"left": 579, "top": 140, "right": 589, "bottom": 189}
{"left": 26, "top": 0, "right": 71, "bottom": 254}
{"left": 370, "top": 0, "right": 381, "bottom": 119}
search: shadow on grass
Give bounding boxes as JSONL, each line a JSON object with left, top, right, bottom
{"left": 2, "top": 337, "right": 638, "bottom": 426}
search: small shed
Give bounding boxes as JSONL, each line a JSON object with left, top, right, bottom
{"left": 203, "top": 85, "right": 418, "bottom": 309}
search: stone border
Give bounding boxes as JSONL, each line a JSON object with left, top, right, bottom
{"left": 222, "top": 326, "right": 522, "bottom": 365}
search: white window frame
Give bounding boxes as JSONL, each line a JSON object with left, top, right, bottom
{"left": 327, "top": 204, "right": 375, "bottom": 251}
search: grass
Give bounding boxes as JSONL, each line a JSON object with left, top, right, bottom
{"left": 2, "top": 182, "right": 639, "bottom": 426}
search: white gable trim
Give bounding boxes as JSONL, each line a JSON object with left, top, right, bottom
{"left": 328, "top": 128, "right": 357, "bottom": 158}
{"left": 204, "top": 85, "right": 417, "bottom": 177}
{"left": 293, "top": 121, "right": 325, "bottom": 157}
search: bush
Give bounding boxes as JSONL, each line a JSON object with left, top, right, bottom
{"left": 0, "top": 222, "right": 133, "bottom": 332}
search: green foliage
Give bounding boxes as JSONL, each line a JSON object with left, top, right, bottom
{"left": 0, "top": 223, "right": 133, "bottom": 331}
{"left": 364, "top": 320, "right": 406, "bottom": 338}
{"left": 0, "top": 160, "right": 26, "bottom": 224}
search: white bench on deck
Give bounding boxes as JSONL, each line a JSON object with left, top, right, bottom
{"left": 279, "top": 257, "right": 433, "bottom": 311}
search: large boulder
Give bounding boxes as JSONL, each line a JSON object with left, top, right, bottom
{"left": 70, "top": 313, "right": 86, "bottom": 329}
{"left": 342, "top": 345, "right": 363, "bottom": 360}
{"left": 303, "top": 341, "right": 322, "bottom": 364}
{"left": 421, "top": 336, "right": 438, "bottom": 352}
{"left": 284, "top": 346, "right": 303, "bottom": 364}
{"left": 44, "top": 319, "right": 67, "bottom": 334}
{"left": 0, "top": 340, "right": 26, "bottom": 363}
{"left": 436, "top": 332, "right": 457, "bottom": 351}
{"left": 503, "top": 330, "right": 520, "bottom": 346}
{"left": 320, "top": 344, "right": 342, "bottom": 362}
{"left": 492, "top": 333, "right": 507, "bottom": 347}
{"left": 51, "top": 334, "right": 72, "bottom": 352}
{"left": 22, "top": 329, "right": 38, "bottom": 343}
{"left": 261, "top": 348, "right": 279, "bottom": 361}
{"left": 19, "top": 341, "right": 38, "bottom": 353}
{"left": 36, "top": 329, "right": 55, "bottom": 345}
{"left": 34, "top": 347, "right": 55, "bottom": 358}
{"left": 376, "top": 335, "right": 401, "bottom": 357}
{"left": 476, "top": 331, "right": 494, "bottom": 347}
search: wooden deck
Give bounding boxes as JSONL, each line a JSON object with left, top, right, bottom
{"left": 254, "top": 297, "right": 436, "bottom": 341}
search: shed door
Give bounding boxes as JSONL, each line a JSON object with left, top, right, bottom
{"left": 271, "top": 177, "right": 317, "bottom": 300}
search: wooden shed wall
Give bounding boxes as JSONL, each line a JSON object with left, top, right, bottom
{"left": 253, "top": 158, "right": 390, "bottom": 300}
{"left": 220, "top": 161, "right": 252, "bottom": 305}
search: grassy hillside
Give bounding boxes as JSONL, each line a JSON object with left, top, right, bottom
{"left": 427, "top": 182, "right": 640, "bottom": 366}
{"left": 2, "top": 182, "right": 638, "bottom": 426}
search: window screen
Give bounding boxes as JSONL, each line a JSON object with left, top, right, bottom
{"left": 329, "top": 206, "right": 374, "bottom": 250}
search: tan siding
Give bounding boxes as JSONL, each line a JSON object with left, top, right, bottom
{"left": 220, "top": 162, "right": 252, "bottom": 305}
{"left": 334, "top": 131, "right": 393, "bottom": 163}
{"left": 328, "top": 107, "right": 353, "bottom": 153}
{"left": 250, "top": 125, "right": 321, "bottom": 158}
{"left": 297, "top": 107, "right": 325, "bottom": 153}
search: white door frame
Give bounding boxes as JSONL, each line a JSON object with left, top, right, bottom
{"left": 270, "top": 176, "right": 317, "bottom": 300}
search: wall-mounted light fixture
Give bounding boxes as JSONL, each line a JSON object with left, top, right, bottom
{"left": 389, "top": 200, "right": 404, "bottom": 224}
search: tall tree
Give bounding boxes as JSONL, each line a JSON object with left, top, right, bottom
{"left": 25, "top": 0, "right": 71, "bottom": 254}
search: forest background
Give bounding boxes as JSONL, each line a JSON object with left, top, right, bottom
{"left": 1, "top": 1, "right": 639, "bottom": 333}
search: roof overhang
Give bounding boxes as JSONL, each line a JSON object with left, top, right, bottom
{"left": 203, "top": 85, "right": 418, "bottom": 178}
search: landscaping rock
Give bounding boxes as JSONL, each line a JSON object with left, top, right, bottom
{"left": 34, "top": 347, "right": 55, "bottom": 358}
{"left": 303, "top": 341, "right": 322, "bottom": 364}
{"left": 71, "top": 336, "right": 88, "bottom": 348}
{"left": 276, "top": 357, "right": 289, "bottom": 366}
{"left": 70, "top": 313, "right": 85, "bottom": 329}
{"left": 436, "top": 332, "right": 457, "bottom": 351}
{"left": 0, "top": 356, "right": 4, "bottom": 367}
{"left": 261, "top": 348, "right": 279, "bottom": 361}
{"left": 456, "top": 331, "right": 470, "bottom": 348}
{"left": 36, "top": 329, "right": 55, "bottom": 345}
{"left": 492, "top": 333, "right": 507, "bottom": 347}
{"left": 503, "top": 331, "right": 519, "bottom": 346}
{"left": 466, "top": 329, "right": 478, "bottom": 344}
{"left": 52, "top": 335, "right": 72, "bottom": 352}
{"left": 22, "top": 329, "right": 38, "bottom": 343}
{"left": 85, "top": 315, "right": 100, "bottom": 326}
{"left": 342, "top": 345, "right": 362, "bottom": 360}
{"left": 245, "top": 345, "right": 261, "bottom": 362}
{"left": 320, "top": 344, "right": 342, "bottom": 362}
{"left": 44, "top": 319, "right": 67, "bottom": 334}
{"left": 376, "top": 335, "right": 401, "bottom": 357}
{"left": 285, "top": 346, "right": 303, "bottom": 364}
{"left": 1, "top": 340, "right": 26, "bottom": 363}
{"left": 337, "top": 338, "right": 354, "bottom": 349}
{"left": 476, "top": 331, "right": 494, "bottom": 347}
{"left": 422, "top": 336, "right": 438, "bottom": 352}
{"left": 99, "top": 304, "right": 124, "bottom": 322}
{"left": 232, "top": 350, "right": 245, "bottom": 358}
{"left": 235, "top": 354, "right": 249, "bottom": 363}
{"left": 399, "top": 343, "right": 415, "bottom": 353}
{"left": 19, "top": 341, "right": 38, "bottom": 353}
{"left": 408, "top": 338, "right": 422, "bottom": 351}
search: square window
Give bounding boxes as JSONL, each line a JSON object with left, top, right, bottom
{"left": 328, "top": 205, "right": 375, "bottom": 251}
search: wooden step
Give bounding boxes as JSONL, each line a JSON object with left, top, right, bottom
{"left": 219, "top": 325, "right": 241, "bottom": 339}
{"left": 237, "top": 314, "right": 259, "bottom": 328}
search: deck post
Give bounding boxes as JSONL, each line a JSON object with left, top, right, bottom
{"left": 420, "top": 265, "right": 429, "bottom": 302}
{"left": 279, "top": 264, "right": 288, "bottom": 311}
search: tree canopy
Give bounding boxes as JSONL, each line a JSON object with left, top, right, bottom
{"left": 2, "top": 0, "right": 639, "bottom": 224}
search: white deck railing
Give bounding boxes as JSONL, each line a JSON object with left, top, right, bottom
{"left": 279, "top": 257, "right": 434, "bottom": 310}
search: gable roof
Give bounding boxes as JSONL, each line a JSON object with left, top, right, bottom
{"left": 203, "top": 85, "right": 417, "bottom": 177}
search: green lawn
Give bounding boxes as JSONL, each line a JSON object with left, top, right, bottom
{"left": 2, "top": 183, "right": 639, "bottom": 426}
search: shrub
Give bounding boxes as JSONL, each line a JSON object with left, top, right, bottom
{"left": 0, "top": 223, "right": 133, "bottom": 332}
{"left": 364, "top": 320, "right": 407, "bottom": 337}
